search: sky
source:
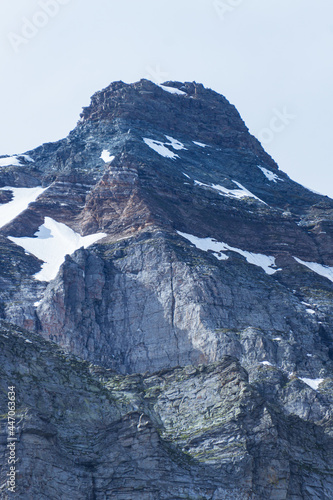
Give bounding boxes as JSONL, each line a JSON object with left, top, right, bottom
{"left": 0, "top": 0, "right": 332, "bottom": 197}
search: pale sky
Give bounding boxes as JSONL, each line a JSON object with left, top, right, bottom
{"left": 1, "top": 0, "right": 332, "bottom": 197}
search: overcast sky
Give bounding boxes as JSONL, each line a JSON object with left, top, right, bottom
{"left": 1, "top": 0, "right": 332, "bottom": 197}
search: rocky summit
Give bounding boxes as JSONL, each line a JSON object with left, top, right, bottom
{"left": 0, "top": 79, "right": 333, "bottom": 499}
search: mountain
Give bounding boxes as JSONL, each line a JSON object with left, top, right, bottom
{"left": 0, "top": 79, "right": 333, "bottom": 499}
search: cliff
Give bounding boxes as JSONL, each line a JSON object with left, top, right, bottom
{"left": 0, "top": 79, "right": 333, "bottom": 499}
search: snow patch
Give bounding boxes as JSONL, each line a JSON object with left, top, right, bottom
{"left": 0, "top": 186, "right": 48, "bottom": 229}
{"left": 260, "top": 361, "right": 274, "bottom": 366}
{"left": 273, "top": 337, "right": 282, "bottom": 341}
{"left": 158, "top": 84, "right": 186, "bottom": 96}
{"left": 9, "top": 217, "right": 107, "bottom": 282}
{"left": 258, "top": 166, "right": 283, "bottom": 183}
{"left": 294, "top": 257, "right": 333, "bottom": 283}
{"left": 177, "top": 231, "right": 279, "bottom": 275}
{"left": 22, "top": 155, "right": 34, "bottom": 162}
{"left": 0, "top": 155, "right": 34, "bottom": 167}
{"left": 100, "top": 150, "right": 115, "bottom": 163}
{"left": 0, "top": 156, "right": 23, "bottom": 167}
{"left": 143, "top": 138, "right": 178, "bottom": 159}
{"left": 299, "top": 377, "right": 324, "bottom": 391}
{"left": 232, "top": 181, "right": 267, "bottom": 203}
{"left": 194, "top": 179, "right": 266, "bottom": 204}
{"left": 165, "top": 136, "right": 186, "bottom": 150}
{"left": 193, "top": 141, "right": 208, "bottom": 148}
{"left": 306, "top": 308, "right": 316, "bottom": 315}
{"left": 183, "top": 173, "right": 191, "bottom": 179}
{"left": 143, "top": 136, "right": 185, "bottom": 159}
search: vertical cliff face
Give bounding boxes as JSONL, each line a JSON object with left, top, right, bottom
{"left": 1, "top": 80, "right": 333, "bottom": 499}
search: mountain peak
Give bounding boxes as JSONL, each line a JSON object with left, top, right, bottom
{"left": 1, "top": 78, "right": 333, "bottom": 499}
{"left": 78, "top": 79, "right": 277, "bottom": 169}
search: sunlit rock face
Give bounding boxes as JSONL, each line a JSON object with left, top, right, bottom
{"left": 0, "top": 80, "right": 333, "bottom": 499}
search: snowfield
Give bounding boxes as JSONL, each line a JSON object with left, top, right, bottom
{"left": 143, "top": 135, "right": 186, "bottom": 159}
{"left": 9, "top": 217, "right": 107, "bottom": 282}
{"left": 0, "top": 155, "right": 34, "bottom": 167}
{"left": 194, "top": 179, "right": 266, "bottom": 204}
{"left": 158, "top": 84, "right": 187, "bottom": 96}
{"left": 0, "top": 186, "right": 47, "bottom": 228}
{"left": 294, "top": 257, "right": 333, "bottom": 283}
{"left": 177, "top": 231, "right": 279, "bottom": 275}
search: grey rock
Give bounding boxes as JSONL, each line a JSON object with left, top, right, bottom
{"left": 0, "top": 323, "right": 332, "bottom": 499}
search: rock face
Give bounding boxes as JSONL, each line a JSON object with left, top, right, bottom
{"left": 1, "top": 322, "right": 333, "bottom": 500}
{"left": 0, "top": 79, "right": 333, "bottom": 499}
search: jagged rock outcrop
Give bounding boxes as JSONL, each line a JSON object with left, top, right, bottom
{"left": 0, "top": 79, "right": 333, "bottom": 498}
{"left": 1, "top": 322, "right": 333, "bottom": 499}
